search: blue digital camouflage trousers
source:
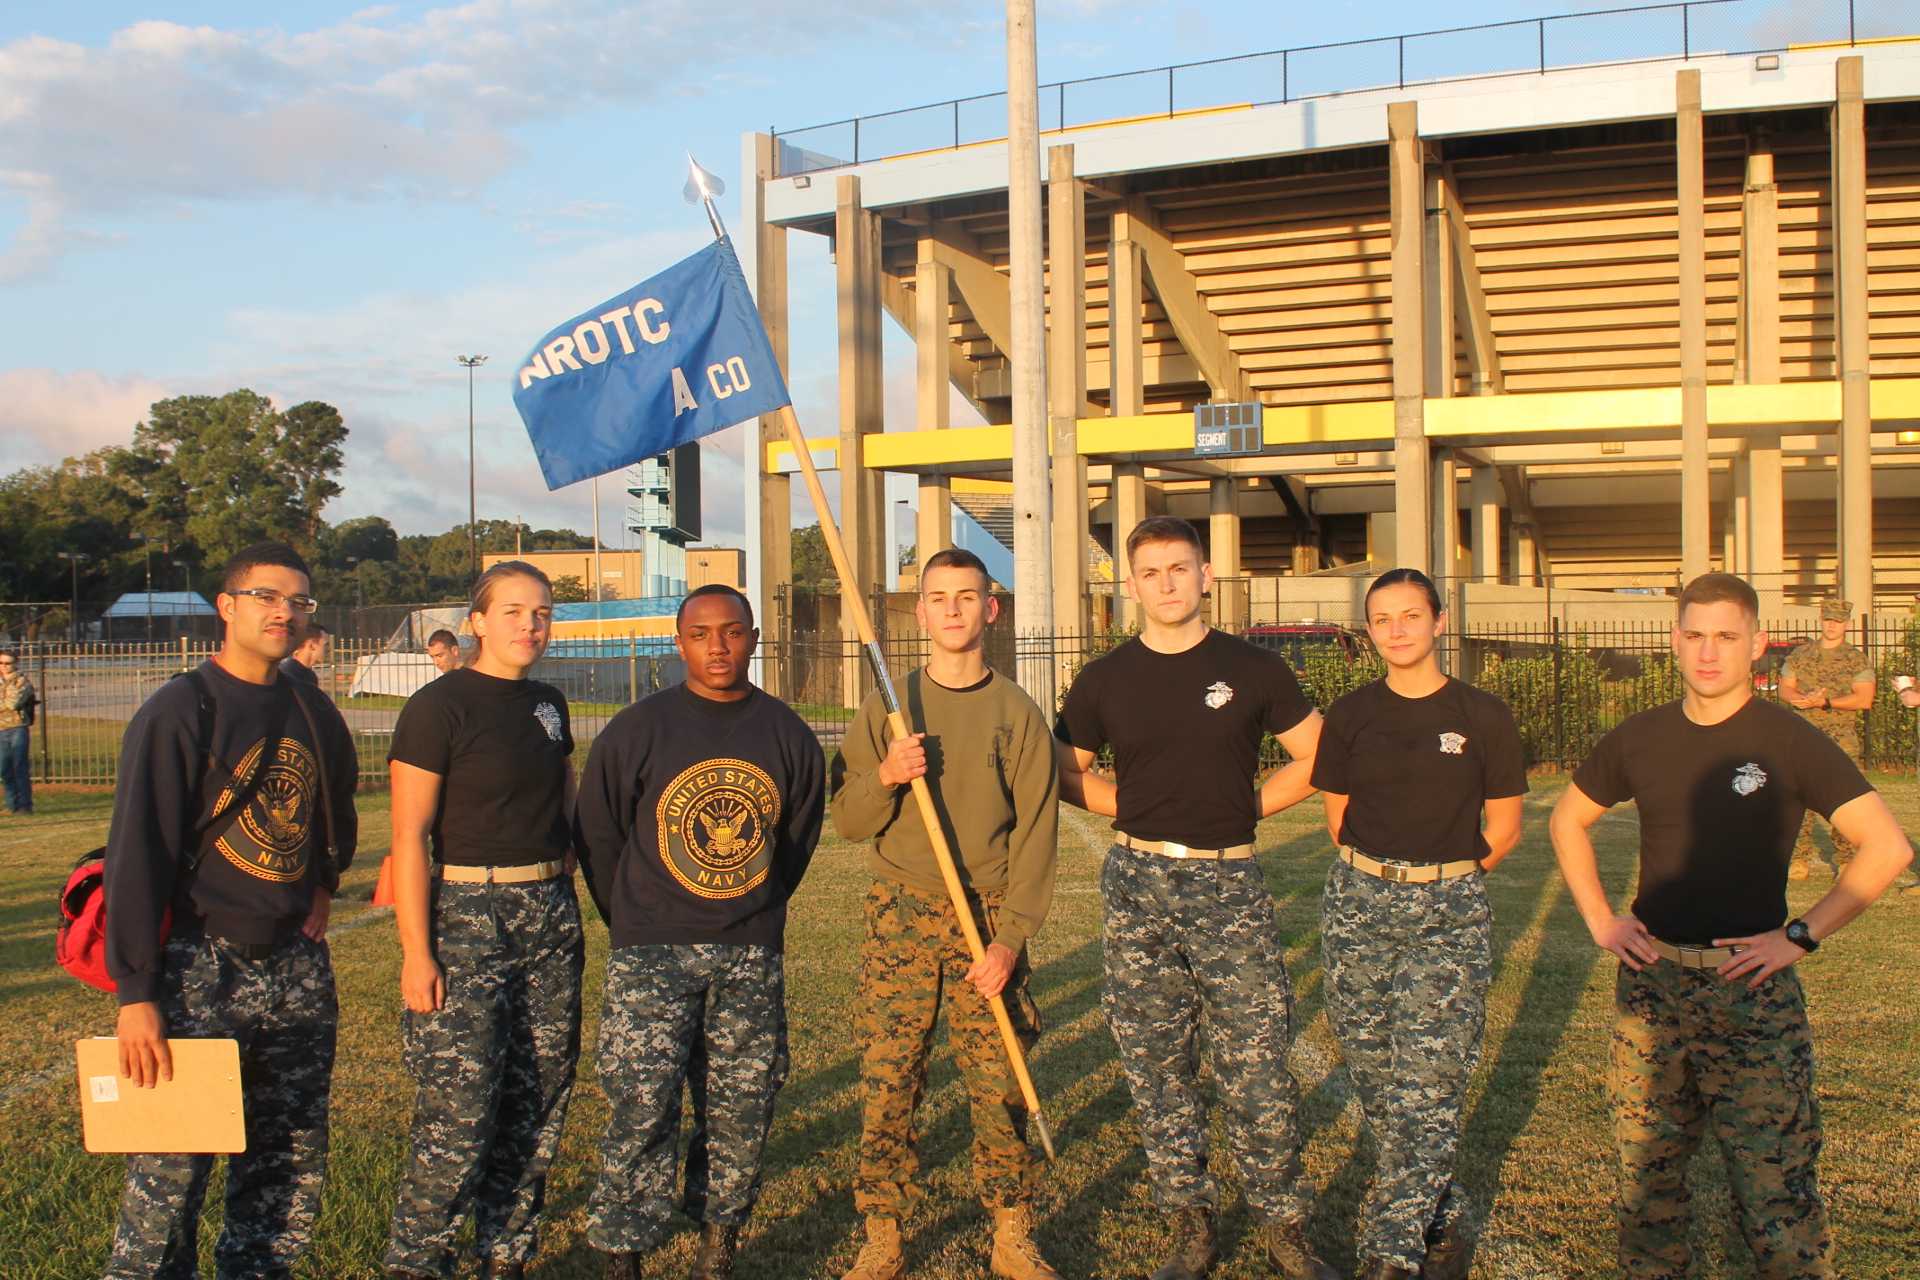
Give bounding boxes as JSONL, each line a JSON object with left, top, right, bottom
{"left": 1099, "top": 843, "right": 1310, "bottom": 1224}
{"left": 104, "top": 932, "right": 337, "bottom": 1280}
{"left": 1322, "top": 858, "right": 1491, "bottom": 1270}
{"left": 385, "top": 876, "right": 585, "bottom": 1278}
{"left": 588, "top": 944, "right": 790, "bottom": 1252}
{"left": 1612, "top": 960, "right": 1831, "bottom": 1280}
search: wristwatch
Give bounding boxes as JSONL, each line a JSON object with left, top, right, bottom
{"left": 1784, "top": 918, "right": 1819, "bottom": 954}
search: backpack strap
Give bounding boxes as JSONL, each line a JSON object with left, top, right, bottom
{"left": 905, "top": 668, "right": 927, "bottom": 737}
{"left": 171, "top": 667, "right": 275, "bottom": 876}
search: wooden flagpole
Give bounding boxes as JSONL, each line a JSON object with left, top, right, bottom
{"left": 776, "top": 403, "right": 1056, "bottom": 1160}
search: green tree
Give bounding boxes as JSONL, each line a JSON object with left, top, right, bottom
{"left": 550, "top": 574, "right": 589, "bottom": 604}
{"left": 792, "top": 523, "right": 835, "bottom": 587}
{"left": 131, "top": 389, "right": 348, "bottom": 564}
{"left": 327, "top": 515, "right": 400, "bottom": 566}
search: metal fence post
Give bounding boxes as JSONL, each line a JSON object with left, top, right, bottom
{"left": 1543, "top": 621, "right": 1559, "bottom": 771}
{"left": 628, "top": 636, "right": 638, "bottom": 705}
{"left": 37, "top": 650, "right": 50, "bottom": 780}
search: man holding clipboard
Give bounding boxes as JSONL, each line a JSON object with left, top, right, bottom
{"left": 99, "top": 542, "right": 359, "bottom": 1280}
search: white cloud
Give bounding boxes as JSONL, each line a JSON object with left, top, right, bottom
{"left": 0, "top": 1, "right": 969, "bottom": 280}
{"left": 0, "top": 368, "right": 174, "bottom": 467}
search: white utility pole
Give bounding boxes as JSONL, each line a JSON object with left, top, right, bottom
{"left": 1006, "top": 0, "right": 1053, "bottom": 697}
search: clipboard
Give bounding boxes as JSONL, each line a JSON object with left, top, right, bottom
{"left": 75, "top": 1038, "right": 246, "bottom": 1154}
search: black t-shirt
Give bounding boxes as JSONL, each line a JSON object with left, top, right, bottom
{"left": 1312, "top": 677, "right": 1528, "bottom": 864}
{"left": 1573, "top": 696, "right": 1871, "bottom": 943}
{"left": 1058, "top": 630, "right": 1314, "bottom": 847}
{"left": 388, "top": 667, "right": 574, "bottom": 866}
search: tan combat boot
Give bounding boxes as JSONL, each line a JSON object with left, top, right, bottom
{"left": 839, "top": 1216, "right": 905, "bottom": 1280}
{"left": 989, "top": 1205, "right": 1063, "bottom": 1280}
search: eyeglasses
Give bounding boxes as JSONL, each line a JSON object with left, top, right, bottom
{"left": 230, "top": 588, "right": 319, "bottom": 615}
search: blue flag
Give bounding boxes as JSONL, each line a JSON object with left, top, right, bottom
{"left": 511, "top": 238, "right": 791, "bottom": 490}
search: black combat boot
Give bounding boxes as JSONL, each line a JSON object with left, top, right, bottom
{"left": 601, "top": 1251, "right": 642, "bottom": 1280}
{"left": 1255, "top": 1219, "right": 1339, "bottom": 1280}
{"left": 1148, "top": 1205, "right": 1217, "bottom": 1280}
{"left": 688, "top": 1222, "right": 739, "bottom": 1280}
{"left": 1354, "top": 1261, "right": 1417, "bottom": 1280}
{"left": 1422, "top": 1216, "right": 1474, "bottom": 1280}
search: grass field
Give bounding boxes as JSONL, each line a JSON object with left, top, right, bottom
{"left": 3, "top": 782, "right": 1917, "bottom": 1279}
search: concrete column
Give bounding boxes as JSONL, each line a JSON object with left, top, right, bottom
{"left": 1389, "top": 102, "right": 1430, "bottom": 572}
{"left": 750, "top": 134, "right": 792, "bottom": 695}
{"left": 1210, "top": 477, "right": 1243, "bottom": 629}
{"left": 1423, "top": 159, "right": 1456, "bottom": 400}
{"left": 914, "top": 237, "right": 952, "bottom": 573}
{"left": 837, "top": 175, "right": 886, "bottom": 704}
{"left": 1470, "top": 465, "right": 1501, "bottom": 584}
{"left": 1677, "top": 70, "right": 1710, "bottom": 583}
{"left": 1748, "top": 443, "right": 1785, "bottom": 616}
{"left": 1430, "top": 451, "right": 1459, "bottom": 586}
{"left": 1109, "top": 209, "right": 1146, "bottom": 627}
{"left": 1834, "top": 57, "right": 1872, "bottom": 611}
{"left": 1048, "top": 145, "right": 1089, "bottom": 637}
{"left": 1742, "top": 141, "right": 1785, "bottom": 615}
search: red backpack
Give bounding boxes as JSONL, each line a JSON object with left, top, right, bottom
{"left": 54, "top": 670, "right": 329, "bottom": 993}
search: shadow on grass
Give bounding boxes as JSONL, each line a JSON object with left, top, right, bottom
{"left": 539, "top": 936, "right": 1112, "bottom": 1278}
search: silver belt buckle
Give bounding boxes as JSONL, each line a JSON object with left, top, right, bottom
{"left": 1162, "top": 841, "right": 1192, "bottom": 859}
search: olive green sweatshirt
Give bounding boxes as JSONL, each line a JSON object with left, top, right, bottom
{"left": 828, "top": 669, "right": 1059, "bottom": 953}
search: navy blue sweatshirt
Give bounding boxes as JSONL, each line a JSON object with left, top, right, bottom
{"left": 574, "top": 683, "right": 824, "bottom": 950}
{"left": 104, "top": 661, "right": 359, "bottom": 1004}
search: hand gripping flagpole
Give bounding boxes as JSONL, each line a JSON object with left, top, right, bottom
{"left": 689, "top": 157, "right": 1056, "bottom": 1160}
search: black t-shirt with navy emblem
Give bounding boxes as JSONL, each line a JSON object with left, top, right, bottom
{"left": 388, "top": 667, "right": 574, "bottom": 866}
{"left": 1312, "top": 677, "right": 1528, "bottom": 864}
{"left": 1058, "top": 629, "right": 1314, "bottom": 847}
{"left": 104, "top": 661, "right": 360, "bottom": 1005}
{"left": 573, "top": 683, "right": 826, "bottom": 950}
{"left": 1573, "top": 696, "right": 1871, "bottom": 943}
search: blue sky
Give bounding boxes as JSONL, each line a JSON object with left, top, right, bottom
{"left": 0, "top": 0, "right": 1814, "bottom": 545}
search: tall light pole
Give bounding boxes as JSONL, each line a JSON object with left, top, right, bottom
{"left": 57, "top": 551, "right": 86, "bottom": 642}
{"left": 458, "top": 354, "right": 488, "bottom": 580}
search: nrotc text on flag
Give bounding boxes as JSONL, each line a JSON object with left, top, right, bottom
{"left": 511, "top": 238, "right": 792, "bottom": 491}
{"left": 517, "top": 297, "right": 757, "bottom": 419}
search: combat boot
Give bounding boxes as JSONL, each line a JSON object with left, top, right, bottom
{"left": 1421, "top": 1216, "right": 1473, "bottom": 1280}
{"left": 839, "top": 1216, "right": 905, "bottom": 1280}
{"left": 688, "top": 1223, "right": 738, "bottom": 1280}
{"left": 1254, "top": 1219, "right": 1338, "bottom": 1280}
{"left": 988, "top": 1204, "right": 1063, "bottom": 1280}
{"left": 600, "top": 1251, "right": 642, "bottom": 1280}
{"left": 1354, "top": 1263, "right": 1416, "bottom": 1280}
{"left": 1148, "top": 1205, "right": 1217, "bottom": 1280}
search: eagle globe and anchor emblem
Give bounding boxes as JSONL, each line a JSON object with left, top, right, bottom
{"left": 656, "top": 758, "right": 783, "bottom": 900}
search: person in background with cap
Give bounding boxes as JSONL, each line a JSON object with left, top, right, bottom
{"left": 1780, "top": 596, "right": 1875, "bottom": 881}
{"left": 0, "top": 648, "right": 35, "bottom": 816}
{"left": 1550, "top": 572, "right": 1911, "bottom": 1280}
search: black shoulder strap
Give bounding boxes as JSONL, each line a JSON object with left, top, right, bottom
{"left": 905, "top": 668, "right": 927, "bottom": 737}
{"left": 171, "top": 666, "right": 273, "bottom": 875}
